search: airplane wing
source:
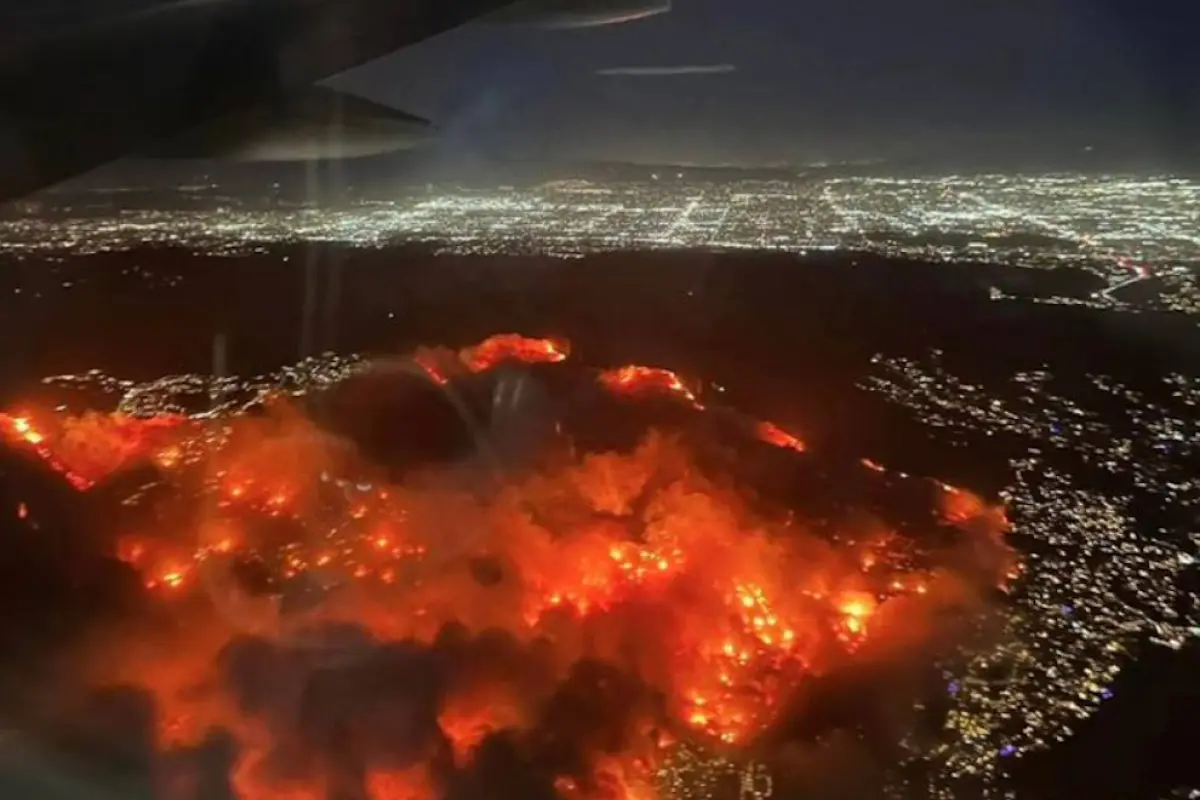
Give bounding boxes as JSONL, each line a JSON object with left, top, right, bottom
{"left": 0, "top": 0, "right": 670, "bottom": 203}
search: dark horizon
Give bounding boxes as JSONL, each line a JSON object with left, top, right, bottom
{"left": 5, "top": 0, "right": 1195, "bottom": 196}
{"left": 321, "top": 0, "right": 1200, "bottom": 169}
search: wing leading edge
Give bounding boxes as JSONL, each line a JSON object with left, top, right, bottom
{"left": 0, "top": 0, "right": 672, "bottom": 202}
{"left": 0, "top": 0, "right": 516, "bottom": 202}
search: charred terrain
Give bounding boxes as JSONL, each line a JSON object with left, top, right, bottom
{"left": 0, "top": 245, "right": 1198, "bottom": 800}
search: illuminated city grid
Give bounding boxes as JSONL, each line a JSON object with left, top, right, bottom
{"left": 862, "top": 353, "right": 1200, "bottom": 796}
{"left": 5, "top": 173, "right": 1200, "bottom": 312}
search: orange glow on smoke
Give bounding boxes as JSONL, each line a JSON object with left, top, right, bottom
{"left": 1, "top": 409, "right": 187, "bottom": 489}
{"left": 3, "top": 333, "right": 1014, "bottom": 800}
{"left": 366, "top": 767, "right": 437, "bottom": 800}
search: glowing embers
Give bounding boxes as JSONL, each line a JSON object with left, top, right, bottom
{"left": 116, "top": 426, "right": 425, "bottom": 598}
{"left": 524, "top": 532, "right": 684, "bottom": 624}
{"left": 682, "top": 579, "right": 806, "bottom": 746}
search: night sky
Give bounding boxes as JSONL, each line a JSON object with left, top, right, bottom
{"left": 325, "top": 0, "right": 1200, "bottom": 168}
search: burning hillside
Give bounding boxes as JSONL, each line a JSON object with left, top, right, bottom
{"left": 0, "top": 335, "right": 1014, "bottom": 800}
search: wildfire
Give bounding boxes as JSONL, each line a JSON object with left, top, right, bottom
{"left": 2, "top": 333, "right": 1014, "bottom": 800}
{"left": 408, "top": 333, "right": 569, "bottom": 386}
{"left": 0, "top": 408, "right": 187, "bottom": 489}
{"left": 459, "top": 333, "right": 569, "bottom": 372}
{"left": 598, "top": 365, "right": 702, "bottom": 408}
{"left": 753, "top": 421, "right": 806, "bottom": 454}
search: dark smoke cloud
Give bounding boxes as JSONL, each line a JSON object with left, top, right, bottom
{"left": 218, "top": 625, "right": 448, "bottom": 796}
{"left": 211, "top": 622, "right": 665, "bottom": 800}
{"left": 442, "top": 732, "right": 557, "bottom": 800}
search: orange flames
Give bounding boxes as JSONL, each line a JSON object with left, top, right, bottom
{"left": 598, "top": 365, "right": 702, "bottom": 408}
{"left": 459, "top": 333, "right": 569, "bottom": 372}
{"left": 2, "top": 334, "right": 1012, "bottom": 800}
{"left": 410, "top": 333, "right": 569, "bottom": 386}
{"left": 0, "top": 409, "right": 187, "bottom": 490}
{"left": 753, "top": 422, "right": 805, "bottom": 455}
